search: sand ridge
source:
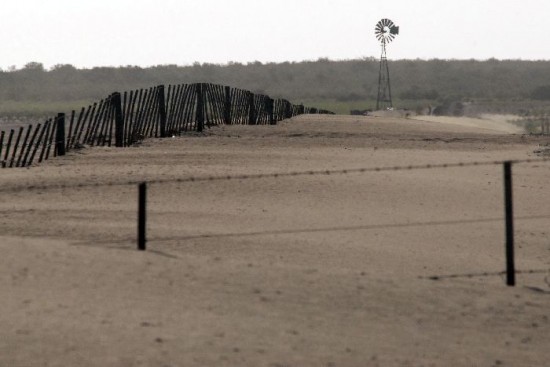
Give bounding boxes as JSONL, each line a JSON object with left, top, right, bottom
{"left": 410, "top": 114, "right": 523, "bottom": 134}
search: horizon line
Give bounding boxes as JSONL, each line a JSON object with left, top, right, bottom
{"left": 3, "top": 57, "right": 550, "bottom": 72}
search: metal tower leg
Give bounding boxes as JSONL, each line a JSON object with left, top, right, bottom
{"left": 376, "top": 42, "right": 393, "bottom": 110}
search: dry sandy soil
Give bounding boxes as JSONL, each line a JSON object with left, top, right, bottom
{"left": 409, "top": 115, "right": 524, "bottom": 134}
{"left": 1, "top": 115, "right": 549, "bottom": 367}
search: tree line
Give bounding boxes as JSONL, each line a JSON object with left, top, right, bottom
{"left": 1, "top": 58, "right": 550, "bottom": 116}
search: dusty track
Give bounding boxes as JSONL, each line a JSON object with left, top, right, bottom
{"left": 1, "top": 115, "right": 549, "bottom": 366}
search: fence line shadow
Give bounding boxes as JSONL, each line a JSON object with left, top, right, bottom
{"left": 146, "top": 214, "right": 550, "bottom": 243}
{"left": 419, "top": 269, "right": 549, "bottom": 281}
{"left": 69, "top": 214, "right": 550, "bottom": 247}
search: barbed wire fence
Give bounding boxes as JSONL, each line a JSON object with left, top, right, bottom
{"left": 0, "top": 157, "right": 548, "bottom": 193}
{"left": 1, "top": 156, "right": 549, "bottom": 287}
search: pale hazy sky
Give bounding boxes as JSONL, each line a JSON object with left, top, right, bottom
{"left": 1, "top": 0, "right": 548, "bottom": 69}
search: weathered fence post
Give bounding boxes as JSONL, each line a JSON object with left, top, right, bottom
{"left": 0, "top": 131, "right": 4, "bottom": 167}
{"left": 28, "top": 122, "right": 48, "bottom": 167}
{"left": 248, "top": 91, "right": 256, "bottom": 125}
{"left": 503, "top": 161, "right": 516, "bottom": 286}
{"left": 56, "top": 113, "right": 66, "bottom": 156}
{"left": 285, "top": 100, "right": 293, "bottom": 119}
{"left": 21, "top": 123, "right": 40, "bottom": 167}
{"left": 267, "top": 98, "right": 275, "bottom": 125}
{"left": 157, "top": 85, "right": 167, "bottom": 138}
{"left": 66, "top": 111, "right": 75, "bottom": 152}
{"left": 224, "top": 86, "right": 232, "bottom": 124}
{"left": 195, "top": 83, "right": 204, "bottom": 132}
{"left": 4, "top": 129, "right": 14, "bottom": 168}
{"left": 112, "top": 92, "right": 124, "bottom": 147}
{"left": 9, "top": 127, "right": 23, "bottom": 167}
{"left": 16, "top": 125, "right": 32, "bottom": 167}
{"left": 138, "top": 182, "right": 147, "bottom": 251}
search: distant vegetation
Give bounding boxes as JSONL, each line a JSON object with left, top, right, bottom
{"left": 1, "top": 58, "right": 550, "bottom": 117}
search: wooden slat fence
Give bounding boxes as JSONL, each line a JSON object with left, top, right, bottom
{"left": 0, "top": 83, "right": 333, "bottom": 168}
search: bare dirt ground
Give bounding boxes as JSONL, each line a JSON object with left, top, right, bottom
{"left": 1, "top": 115, "right": 549, "bottom": 367}
{"left": 409, "top": 114, "right": 523, "bottom": 134}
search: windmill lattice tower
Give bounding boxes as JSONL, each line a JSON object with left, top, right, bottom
{"left": 375, "top": 19, "right": 399, "bottom": 110}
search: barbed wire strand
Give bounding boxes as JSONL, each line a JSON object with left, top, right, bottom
{"left": 1, "top": 157, "right": 549, "bottom": 193}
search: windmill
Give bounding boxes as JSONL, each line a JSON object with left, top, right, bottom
{"left": 375, "top": 18, "right": 399, "bottom": 110}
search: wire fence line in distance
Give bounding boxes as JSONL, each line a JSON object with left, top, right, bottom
{"left": 0, "top": 157, "right": 549, "bottom": 194}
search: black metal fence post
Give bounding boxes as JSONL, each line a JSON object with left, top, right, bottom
{"left": 503, "top": 161, "right": 515, "bottom": 286}
{"left": 56, "top": 113, "right": 66, "bottom": 156}
{"left": 138, "top": 182, "right": 147, "bottom": 251}
{"left": 157, "top": 85, "right": 167, "bottom": 138}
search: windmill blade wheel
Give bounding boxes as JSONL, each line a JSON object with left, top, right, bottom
{"left": 374, "top": 18, "right": 398, "bottom": 44}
